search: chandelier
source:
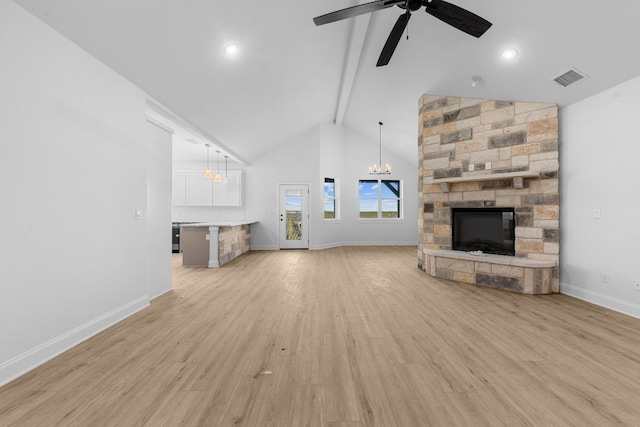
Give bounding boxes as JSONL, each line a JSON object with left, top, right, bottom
{"left": 369, "top": 121, "right": 391, "bottom": 175}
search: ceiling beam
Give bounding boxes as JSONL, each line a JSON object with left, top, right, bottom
{"left": 334, "top": 9, "right": 371, "bottom": 125}
{"left": 146, "top": 100, "right": 249, "bottom": 166}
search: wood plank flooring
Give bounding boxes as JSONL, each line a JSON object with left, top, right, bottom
{"left": 1, "top": 246, "right": 640, "bottom": 426}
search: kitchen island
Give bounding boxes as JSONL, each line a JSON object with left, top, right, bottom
{"left": 180, "top": 221, "right": 256, "bottom": 268}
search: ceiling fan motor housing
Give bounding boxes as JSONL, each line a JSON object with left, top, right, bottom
{"left": 401, "top": 0, "right": 423, "bottom": 11}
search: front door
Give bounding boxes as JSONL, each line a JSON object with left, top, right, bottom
{"left": 279, "top": 184, "right": 309, "bottom": 249}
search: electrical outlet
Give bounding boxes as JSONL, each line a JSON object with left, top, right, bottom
{"left": 634, "top": 280, "right": 640, "bottom": 292}
{"left": 468, "top": 164, "right": 475, "bottom": 172}
{"left": 601, "top": 272, "right": 610, "bottom": 284}
{"left": 593, "top": 209, "right": 601, "bottom": 219}
{"left": 485, "top": 162, "right": 492, "bottom": 170}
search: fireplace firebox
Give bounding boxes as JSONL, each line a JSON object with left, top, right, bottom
{"left": 452, "top": 208, "right": 515, "bottom": 256}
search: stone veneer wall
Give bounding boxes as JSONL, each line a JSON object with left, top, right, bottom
{"left": 218, "top": 224, "right": 251, "bottom": 266}
{"left": 417, "top": 95, "right": 560, "bottom": 292}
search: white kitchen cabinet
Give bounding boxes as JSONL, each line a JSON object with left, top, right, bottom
{"left": 171, "top": 173, "right": 186, "bottom": 206}
{"left": 185, "top": 172, "right": 207, "bottom": 206}
{"left": 214, "top": 170, "right": 242, "bottom": 206}
{"left": 172, "top": 170, "right": 242, "bottom": 206}
{"left": 225, "top": 170, "right": 242, "bottom": 206}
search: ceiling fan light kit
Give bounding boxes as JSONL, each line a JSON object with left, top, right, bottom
{"left": 314, "top": 0, "right": 492, "bottom": 67}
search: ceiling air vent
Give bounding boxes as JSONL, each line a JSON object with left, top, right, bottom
{"left": 552, "top": 68, "right": 588, "bottom": 88}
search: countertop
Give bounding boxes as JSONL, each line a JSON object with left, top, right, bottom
{"left": 179, "top": 221, "right": 258, "bottom": 228}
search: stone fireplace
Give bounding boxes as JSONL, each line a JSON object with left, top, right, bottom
{"left": 417, "top": 95, "right": 559, "bottom": 294}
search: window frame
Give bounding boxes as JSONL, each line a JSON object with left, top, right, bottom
{"left": 323, "top": 177, "right": 340, "bottom": 221}
{"left": 358, "top": 178, "right": 403, "bottom": 220}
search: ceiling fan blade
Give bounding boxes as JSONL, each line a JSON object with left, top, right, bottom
{"left": 376, "top": 12, "right": 411, "bottom": 67}
{"left": 424, "top": 0, "right": 492, "bottom": 38}
{"left": 313, "top": 0, "right": 405, "bottom": 26}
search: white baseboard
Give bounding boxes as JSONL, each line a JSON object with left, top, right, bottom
{"left": 149, "top": 287, "right": 173, "bottom": 301}
{"left": 250, "top": 245, "right": 279, "bottom": 251}
{"left": 0, "top": 296, "right": 150, "bottom": 388}
{"left": 310, "top": 241, "right": 417, "bottom": 250}
{"left": 252, "top": 242, "right": 417, "bottom": 251}
{"left": 561, "top": 283, "right": 640, "bottom": 320}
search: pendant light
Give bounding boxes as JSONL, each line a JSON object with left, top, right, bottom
{"left": 369, "top": 121, "right": 391, "bottom": 175}
{"left": 214, "top": 150, "right": 223, "bottom": 183}
{"left": 223, "top": 155, "right": 229, "bottom": 184}
{"left": 203, "top": 144, "right": 214, "bottom": 179}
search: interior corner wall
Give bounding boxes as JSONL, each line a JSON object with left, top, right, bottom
{"left": 0, "top": 1, "right": 171, "bottom": 387}
{"left": 334, "top": 125, "right": 418, "bottom": 248}
{"left": 559, "top": 75, "right": 640, "bottom": 319}
{"left": 244, "top": 123, "right": 418, "bottom": 250}
{"left": 146, "top": 123, "right": 173, "bottom": 300}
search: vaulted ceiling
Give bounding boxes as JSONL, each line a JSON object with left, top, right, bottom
{"left": 14, "top": 0, "right": 640, "bottom": 166}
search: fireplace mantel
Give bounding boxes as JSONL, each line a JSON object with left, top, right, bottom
{"left": 431, "top": 170, "right": 541, "bottom": 192}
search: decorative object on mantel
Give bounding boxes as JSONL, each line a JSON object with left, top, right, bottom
{"left": 203, "top": 144, "right": 214, "bottom": 179}
{"left": 223, "top": 155, "right": 229, "bottom": 184}
{"left": 214, "top": 150, "right": 223, "bottom": 183}
{"left": 369, "top": 121, "right": 391, "bottom": 175}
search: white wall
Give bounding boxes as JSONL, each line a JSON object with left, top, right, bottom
{"left": 245, "top": 123, "right": 419, "bottom": 250}
{"left": 560, "top": 75, "right": 640, "bottom": 318}
{"left": 146, "top": 123, "right": 173, "bottom": 299}
{"left": 0, "top": 2, "right": 172, "bottom": 386}
{"left": 170, "top": 123, "right": 418, "bottom": 250}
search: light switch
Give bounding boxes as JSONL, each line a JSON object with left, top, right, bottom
{"left": 485, "top": 162, "right": 492, "bottom": 170}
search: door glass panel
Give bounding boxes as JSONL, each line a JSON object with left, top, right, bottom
{"left": 286, "top": 191, "right": 303, "bottom": 241}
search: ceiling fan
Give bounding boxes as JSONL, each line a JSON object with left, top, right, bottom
{"left": 313, "top": 0, "right": 492, "bottom": 67}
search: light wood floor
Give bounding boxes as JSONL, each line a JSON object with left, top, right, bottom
{"left": 2, "top": 246, "right": 640, "bottom": 426}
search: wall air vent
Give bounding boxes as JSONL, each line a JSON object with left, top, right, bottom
{"left": 552, "top": 68, "right": 588, "bottom": 87}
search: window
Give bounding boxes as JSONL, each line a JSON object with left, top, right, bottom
{"left": 324, "top": 177, "right": 339, "bottom": 219}
{"left": 359, "top": 179, "right": 401, "bottom": 219}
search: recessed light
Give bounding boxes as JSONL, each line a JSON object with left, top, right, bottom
{"left": 224, "top": 43, "right": 239, "bottom": 57}
{"left": 501, "top": 47, "right": 519, "bottom": 60}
